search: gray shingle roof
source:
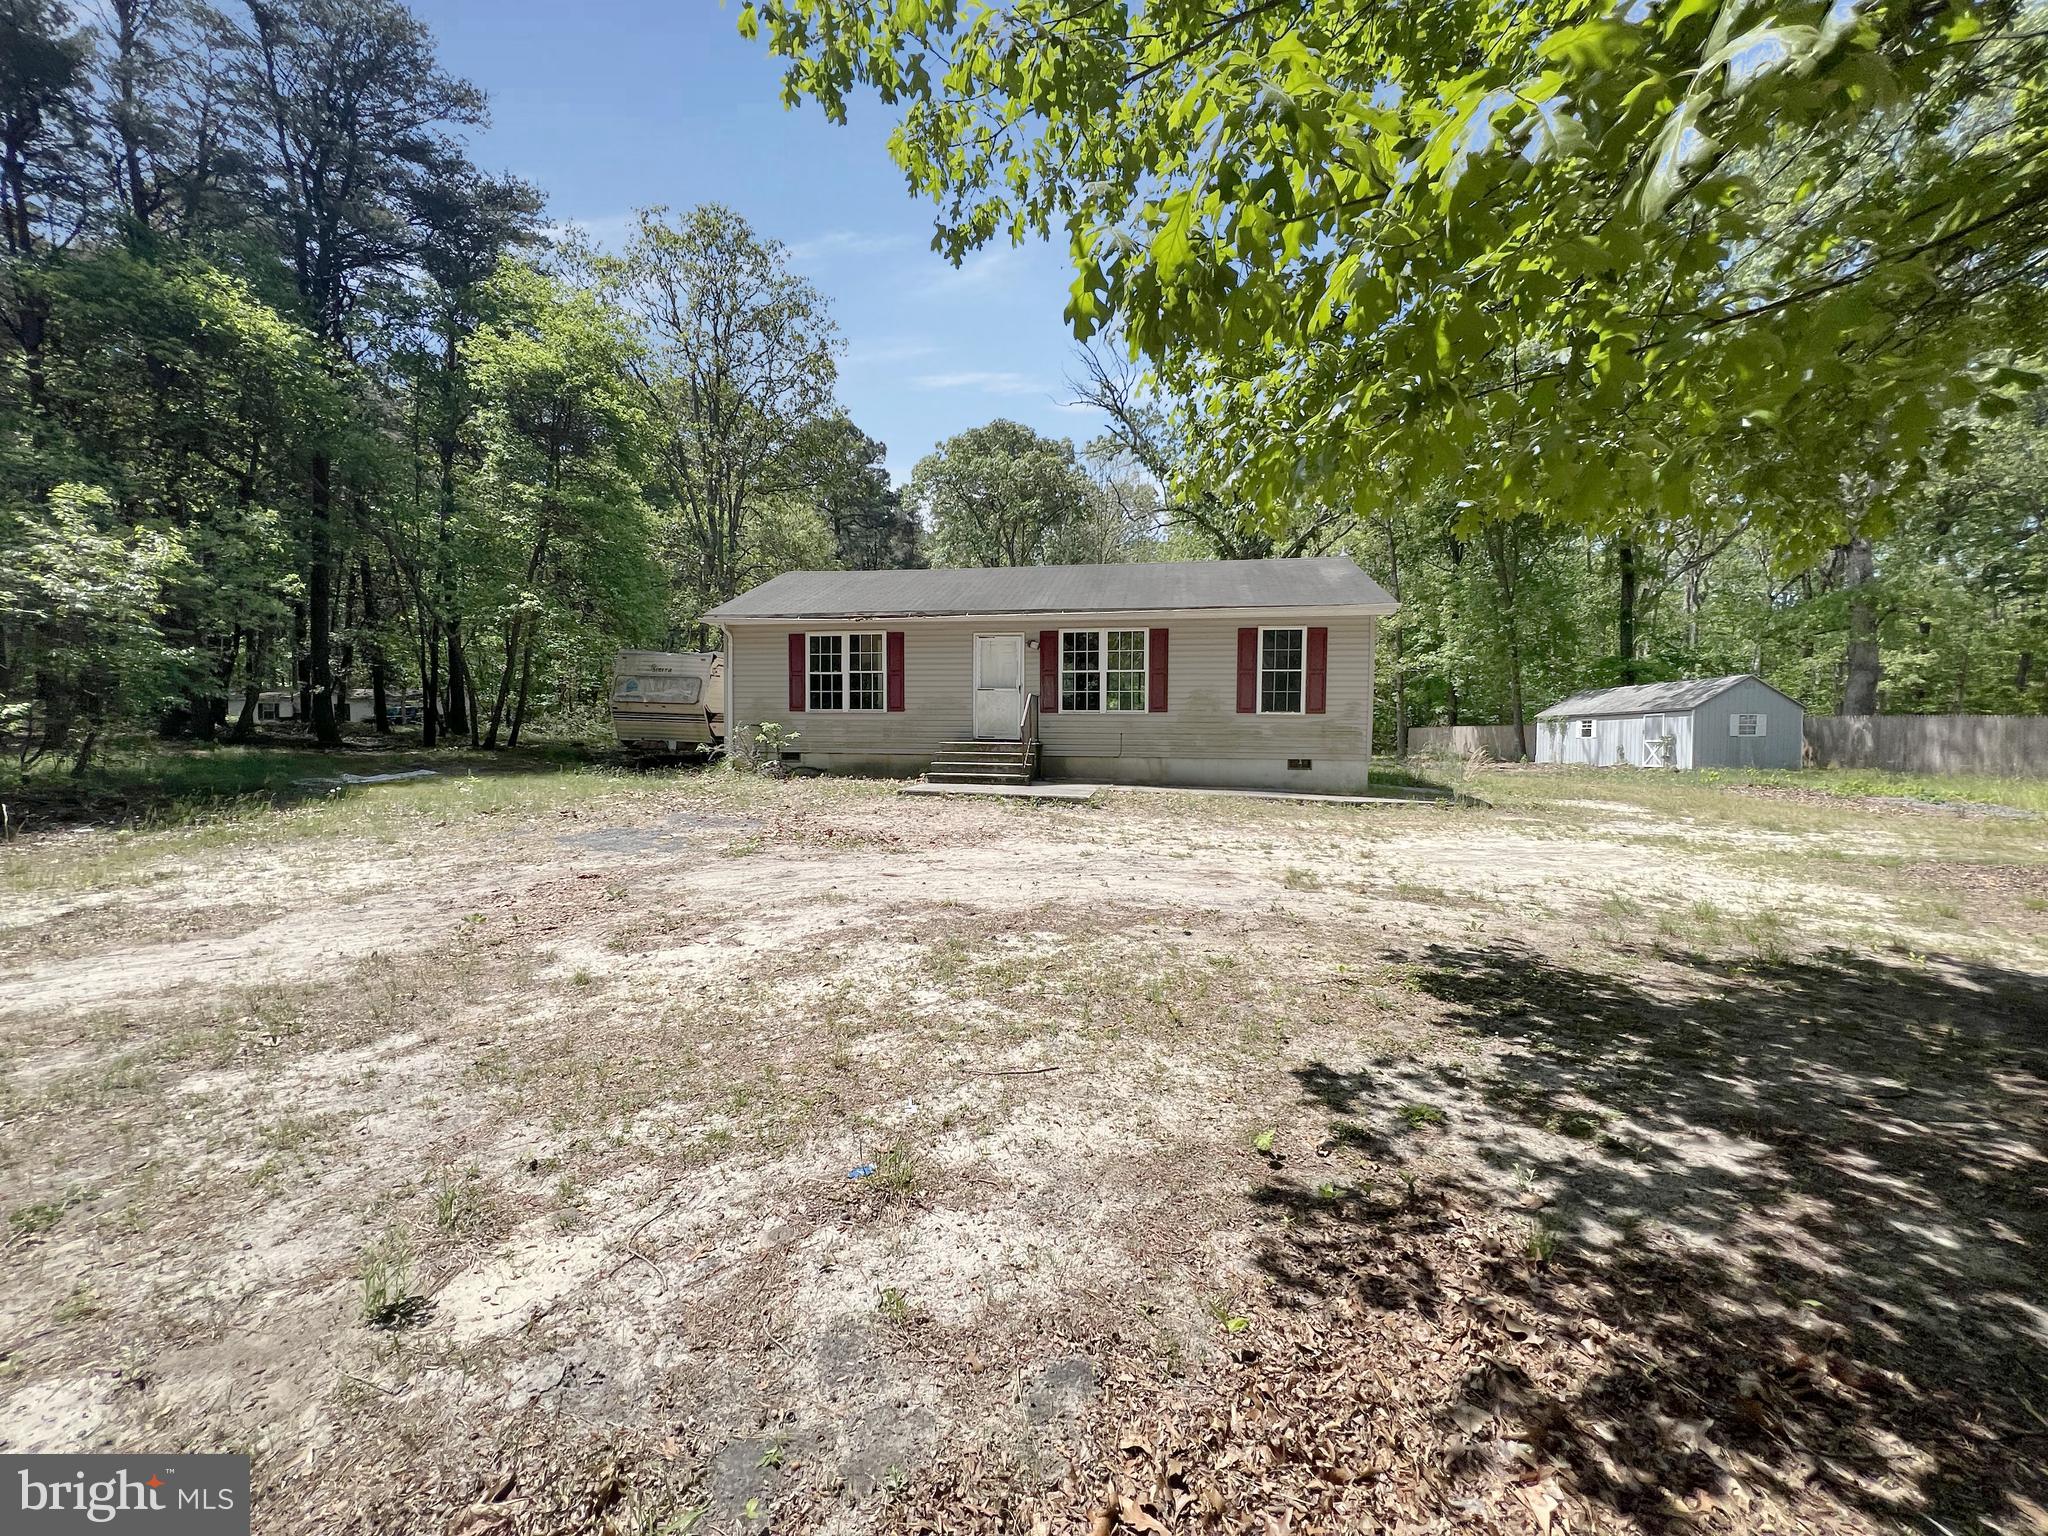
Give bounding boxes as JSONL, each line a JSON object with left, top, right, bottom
{"left": 701, "top": 557, "right": 1396, "bottom": 622}
{"left": 1538, "top": 674, "right": 1801, "bottom": 718}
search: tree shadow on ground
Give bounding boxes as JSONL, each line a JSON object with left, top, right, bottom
{"left": 1256, "top": 942, "right": 2047, "bottom": 1533}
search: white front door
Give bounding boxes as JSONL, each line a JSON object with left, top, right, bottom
{"left": 972, "top": 633, "right": 1025, "bottom": 739}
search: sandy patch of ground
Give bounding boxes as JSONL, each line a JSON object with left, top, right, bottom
{"left": 1, "top": 768, "right": 2043, "bottom": 1534}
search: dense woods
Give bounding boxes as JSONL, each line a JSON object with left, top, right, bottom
{"left": 3, "top": 0, "right": 2046, "bottom": 776}
{"left": 0, "top": 0, "right": 909, "bottom": 771}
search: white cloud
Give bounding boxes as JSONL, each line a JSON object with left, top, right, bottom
{"left": 843, "top": 336, "right": 941, "bottom": 370}
{"left": 911, "top": 369, "right": 1048, "bottom": 397}
{"left": 926, "top": 243, "right": 1025, "bottom": 292}
{"left": 787, "top": 228, "right": 921, "bottom": 262}
{"left": 547, "top": 213, "right": 636, "bottom": 252}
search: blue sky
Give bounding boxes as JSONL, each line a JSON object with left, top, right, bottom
{"left": 408, "top": 0, "right": 1109, "bottom": 481}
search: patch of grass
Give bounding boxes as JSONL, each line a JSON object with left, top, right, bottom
{"left": 875, "top": 1143, "right": 919, "bottom": 1196}
{"left": 1656, "top": 899, "right": 1729, "bottom": 949}
{"left": 1550, "top": 1110, "right": 1604, "bottom": 1140}
{"left": 1598, "top": 893, "right": 1643, "bottom": 942}
{"left": 7, "top": 1201, "right": 65, "bottom": 1239}
{"left": 1397, "top": 1102, "right": 1448, "bottom": 1130}
{"left": 551, "top": 1173, "right": 587, "bottom": 1231}
{"left": 1368, "top": 757, "right": 1457, "bottom": 792}
{"left": 1735, "top": 909, "right": 1795, "bottom": 964}
{"left": 431, "top": 1166, "right": 497, "bottom": 1238}
{"left": 358, "top": 1225, "right": 429, "bottom": 1329}
{"left": 1525, "top": 1217, "right": 1561, "bottom": 1264}
{"left": 53, "top": 1285, "right": 100, "bottom": 1323}
{"left": 1281, "top": 866, "right": 1322, "bottom": 891}
{"left": 257, "top": 1112, "right": 337, "bottom": 1154}
{"left": 875, "top": 1286, "right": 914, "bottom": 1327}
{"left": 1202, "top": 1292, "right": 1252, "bottom": 1334}
{"left": 1390, "top": 881, "right": 1450, "bottom": 904}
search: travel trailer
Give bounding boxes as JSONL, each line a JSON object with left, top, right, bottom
{"left": 612, "top": 650, "right": 726, "bottom": 759}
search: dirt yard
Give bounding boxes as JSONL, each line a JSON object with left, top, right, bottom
{"left": 2, "top": 762, "right": 2044, "bottom": 1535}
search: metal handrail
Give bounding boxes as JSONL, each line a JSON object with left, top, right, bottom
{"left": 1019, "top": 691, "right": 1039, "bottom": 777}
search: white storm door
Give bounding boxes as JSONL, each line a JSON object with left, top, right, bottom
{"left": 972, "top": 633, "right": 1024, "bottom": 739}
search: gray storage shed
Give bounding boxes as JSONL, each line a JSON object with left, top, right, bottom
{"left": 1535, "top": 675, "right": 1804, "bottom": 770}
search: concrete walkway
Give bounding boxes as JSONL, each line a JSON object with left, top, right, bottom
{"left": 898, "top": 781, "right": 1104, "bottom": 802}
{"left": 899, "top": 780, "right": 1462, "bottom": 807}
{"left": 1114, "top": 783, "right": 1457, "bottom": 807}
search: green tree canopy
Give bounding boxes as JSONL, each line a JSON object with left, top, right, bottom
{"left": 909, "top": 418, "right": 1097, "bottom": 567}
{"left": 745, "top": 0, "right": 2048, "bottom": 548}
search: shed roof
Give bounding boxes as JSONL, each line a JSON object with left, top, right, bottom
{"left": 701, "top": 557, "right": 1396, "bottom": 622}
{"left": 1538, "top": 674, "right": 1804, "bottom": 719}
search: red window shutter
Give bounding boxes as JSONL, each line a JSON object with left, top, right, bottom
{"left": 787, "top": 633, "right": 805, "bottom": 712}
{"left": 885, "top": 630, "right": 905, "bottom": 712}
{"left": 1148, "top": 627, "right": 1169, "bottom": 712}
{"left": 1236, "top": 628, "right": 1257, "bottom": 713}
{"left": 1306, "top": 626, "right": 1328, "bottom": 714}
{"left": 1039, "top": 629, "right": 1059, "bottom": 713}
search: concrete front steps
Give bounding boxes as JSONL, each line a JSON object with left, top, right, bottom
{"left": 926, "top": 738, "right": 1037, "bottom": 785}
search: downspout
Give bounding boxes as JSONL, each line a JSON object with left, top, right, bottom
{"left": 721, "top": 623, "right": 738, "bottom": 760}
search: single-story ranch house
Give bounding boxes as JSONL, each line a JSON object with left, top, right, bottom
{"left": 701, "top": 557, "right": 1397, "bottom": 792}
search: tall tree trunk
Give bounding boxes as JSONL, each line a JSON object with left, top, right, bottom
{"left": 506, "top": 628, "right": 539, "bottom": 748}
{"left": 1617, "top": 534, "right": 1639, "bottom": 684}
{"left": 358, "top": 554, "right": 391, "bottom": 733}
{"left": 108, "top": 0, "right": 152, "bottom": 221}
{"left": 194, "top": 628, "right": 242, "bottom": 743}
{"left": 1840, "top": 534, "right": 1881, "bottom": 715}
{"left": 36, "top": 670, "right": 74, "bottom": 753}
{"left": 445, "top": 625, "right": 470, "bottom": 735}
{"left": 304, "top": 456, "right": 343, "bottom": 745}
{"left": 1485, "top": 523, "right": 1529, "bottom": 761}
{"left": 433, "top": 301, "right": 468, "bottom": 741}
{"left": 293, "top": 601, "right": 311, "bottom": 722}
{"left": 1378, "top": 518, "right": 1408, "bottom": 757}
{"left": 229, "top": 632, "right": 264, "bottom": 742}
{"left": 484, "top": 528, "right": 550, "bottom": 748}
{"left": 483, "top": 618, "right": 519, "bottom": 749}
{"left": 418, "top": 617, "right": 441, "bottom": 747}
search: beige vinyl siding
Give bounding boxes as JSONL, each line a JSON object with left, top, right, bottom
{"left": 726, "top": 612, "right": 1377, "bottom": 785}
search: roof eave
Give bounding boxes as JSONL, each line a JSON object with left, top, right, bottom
{"left": 706, "top": 601, "right": 1399, "bottom": 624}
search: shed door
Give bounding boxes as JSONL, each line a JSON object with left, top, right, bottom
{"left": 972, "top": 634, "right": 1024, "bottom": 739}
{"left": 1641, "top": 714, "right": 1675, "bottom": 768}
